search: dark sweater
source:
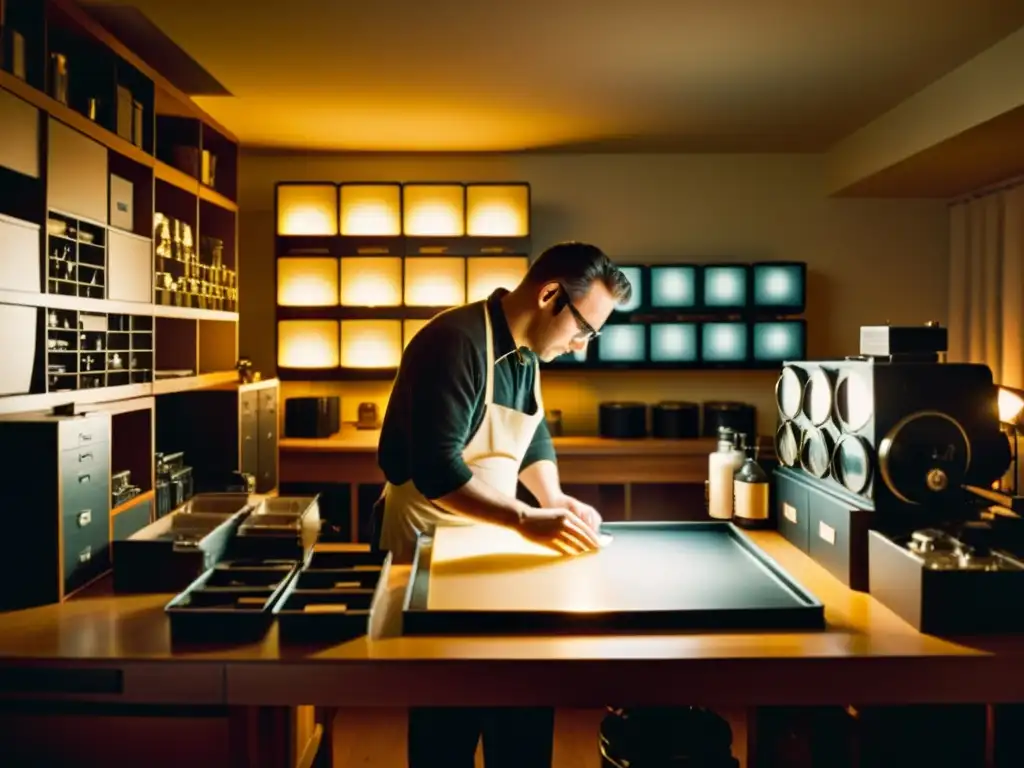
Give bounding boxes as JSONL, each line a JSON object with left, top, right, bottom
{"left": 377, "top": 289, "right": 556, "bottom": 499}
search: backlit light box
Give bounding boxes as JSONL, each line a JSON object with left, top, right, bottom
{"left": 650, "top": 323, "right": 698, "bottom": 364}
{"left": 753, "top": 320, "right": 806, "bottom": 362}
{"left": 650, "top": 266, "right": 697, "bottom": 310}
{"left": 753, "top": 262, "right": 806, "bottom": 312}
{"left": 702, "top": 265, "right": 748, "bottom": 309}
{"left": 701, "top": 322, "right": 748, "bottom": 364}
{"left": 598, "top": 324, "right": 646, "bottom": 364}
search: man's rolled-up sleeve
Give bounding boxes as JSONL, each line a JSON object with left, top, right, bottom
{"left": 408, "top": 326, "right": 480, "bottom": 499}
{"left": 521, "top": 417, "right": 557, "bottom": 470}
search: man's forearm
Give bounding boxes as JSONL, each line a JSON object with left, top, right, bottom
{"left": 434, "top": 474, "right": 529, "bottom": 529}
{"left": 518, "top": 459, "right": 562, "bottom": 507}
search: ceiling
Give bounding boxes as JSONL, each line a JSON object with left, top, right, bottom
{"left": 84, "top": 0, "right": 1024, "bottom": 153}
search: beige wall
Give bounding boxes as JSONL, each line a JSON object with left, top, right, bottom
{"left": 238, "top": 153, "right": 949, "bottom": 437}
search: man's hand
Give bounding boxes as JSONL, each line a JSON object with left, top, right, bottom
{"left": 516, "top": 506, "right": 601, "bottom": 555}
{"left": 548, "top": 492, "right": 603, "bottom": 533}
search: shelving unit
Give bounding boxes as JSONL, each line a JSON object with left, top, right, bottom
{"left": 274, "top": 181, "right": 532, "bottom": 381}
{"left": 0, "top": 0, "right": 242, "bottom": 417}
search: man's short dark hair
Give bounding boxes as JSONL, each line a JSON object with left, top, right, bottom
{"left": 523, "top": 241, "right": 633, "bottom": 305}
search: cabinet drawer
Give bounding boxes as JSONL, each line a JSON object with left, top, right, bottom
{"left": 59, "top": 417, "right": 109, "bottom": 449}
{"left": 775, "top": 470, "right": 810, "bottom": 553}
{"left": 63, "top": 503, "right": 109, "bottom": 596}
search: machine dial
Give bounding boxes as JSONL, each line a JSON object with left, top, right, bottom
{"left": 877, "top": 411, "right": 971, "bottom": 506}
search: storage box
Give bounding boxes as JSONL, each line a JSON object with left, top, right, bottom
{"left": 229, "top": 495, "right": 321, "bottom": 562}
{"left": 868, "top": 529, "right": 1024, "bottom": 634}
{"left": 774, "top": 467, "right": 873, "bottom": 591}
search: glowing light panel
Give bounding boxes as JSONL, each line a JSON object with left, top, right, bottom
{"left": 278, "top": 320, "right": 339, "bottom": 368}
{"left": 702, "top": 322, "right": 747, "bottom": 363}
{"left": 277, "top": 258, "right": 339, "bottom": 306}
{"left": 598, "top": 325, "right": 645, "bottom": 363}
{"left": 403, "top": 184, "right": 465, "bottom": 236}
{"left": 753, "top": 263, "right": 805, "bottom": 309}
{"left": 340, "top": 184, "right": 401, "bottom": 236}
{"left": 466, "top": 184, "right": 529, "bottom": 237}
{"left": 651, "top": 266, "right": 697, "bottom": 309}
{"left": 403, "top": 318, "right": 432, "bottom": 349}
{"left": 650, "top": 323, "right": 698, "bottom": 363}
{"left": 753, "top": 321, "right": 804, "bottom": 362}
{"left": 340, "top": 257, "right": 402, "bottom": 307}
{"left": 703, "top": 266, "right": 748, "bottom": 308}
{"left": 405, "top": 257, "right": 466, "bottom": 306}
{"left": 467, "top": 256, "right": 528, "bottom": 302}
{"left": 276, "top": 184, "right": 338, "bottom": 236}
{"left": 340, "top": 320, "right": 402, "bottom": 368}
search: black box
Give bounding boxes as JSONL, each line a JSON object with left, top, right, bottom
{"left": 285, "top": 396, "right": 340, "bottom": 438}
{"left": 775, "top": 467, "right": 873, "bottom": 591}
{"left": 859, "top": 323, "right": 948, "bottom": 357}
{"left": 868, "top": 529, "right": 1024, "bottom": 634}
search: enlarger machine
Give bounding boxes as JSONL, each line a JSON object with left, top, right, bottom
{"left": 774, "top": 322, "right": 1024, "bottom": 633}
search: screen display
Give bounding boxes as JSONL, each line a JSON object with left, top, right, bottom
{"left": 598, "top": 324, "right": 646, "bottom": 363}
{"left": 650, "top": 266, "right": 697, "bottom": 309}
{"left": 753, "top": 321, "right": 805, "bottom": 362}
{"left": 753, "top": 263, "right": 805, "bottom": 309}
{"left": 701, "top": 322, "right": 748, "bottom": 363}
{"left": 650, "top": 323, "right": 698, "bottom": 363}
{"left": 702, "top": 265, "right": 748, "bottom": 308}
{"left": 615, "top": 266, "right": 643, "bottom": 313}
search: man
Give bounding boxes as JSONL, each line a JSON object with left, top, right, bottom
{"left": 374, "top": 241, "right": 633, "bottom": 768}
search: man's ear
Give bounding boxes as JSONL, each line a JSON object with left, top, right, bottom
{"left": 539, "top": 282, "right": 561, "bottom": 309}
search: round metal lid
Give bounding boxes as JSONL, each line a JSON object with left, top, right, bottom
{"left": 799, "top": 425, "right": 834, "bottom": 479}
{"left": 802, "top": 368, "right": 834, "bottom": 427}
{"left": 775, "top": 366, "right": 806, "bottom": 421}
{"left": 775, "top": 421, "right": 800, "bottom": 467}
{"left": 835, "top": 370, "right": 873, "bottom": 433}
{"left": 831, "top": 434, "right": 873, "bottom": 495}
{"left": 878, "top": 411, "right": 971, "bottom": 506}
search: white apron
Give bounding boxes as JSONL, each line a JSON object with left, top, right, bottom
{"left": 379, "top": 303, "right": 546, "bottom": 565}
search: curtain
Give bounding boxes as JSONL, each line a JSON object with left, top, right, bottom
{"left": 948, "top": 182, "right": 1024, "bottom": 389}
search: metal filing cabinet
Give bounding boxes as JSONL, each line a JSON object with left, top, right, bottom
{"left": 156, "top": 379, "right": 279, "bottom": 495}
{"left": 0, "top": 413, "right": 112, "bottom": 610}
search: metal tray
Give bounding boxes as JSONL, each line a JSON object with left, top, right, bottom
{"left": 165, "top": 563, "right": 298, "bottom": 643}
{"left": 274, "top": 552, "right": 392, "bottom": 643}
{"left": 402, "top": 521, "right": 825, "bottom": 635}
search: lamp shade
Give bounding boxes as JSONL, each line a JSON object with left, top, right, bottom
{"left": 403, "top": 318, "right": 431, "bottom": 349}
{"left": 340, "top": 257, "right": 402, "bottom": 307}
{"left": 405, "top": 257, "right": 466, "bottom": 306}
{"left": 277, "top": 257, "right": 339, "bottom": 306}
{"left": 341, "top": 320, "right": 402, "bottom": 369}
{"left": 340, "top": 184, "right": 402, "bottom": 236}
{"left": 467, "top": 256, "right": 528, "bottom": 302}
{"left": 403, "top": 184, "right": 465, "bottom": 236}
{"left": 466, "top": 184, "right": 529, "bottom": 237}
{"left": 999, "top": 386, "right": 1024, "bottom": 425}
{"left": 278, "top": 320, "right": 339, "bottom": 368}
{"left": 276, "top": 184, "right": 338, "bottom": 236}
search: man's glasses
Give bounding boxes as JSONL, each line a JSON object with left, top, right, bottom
{"left": 557, "top": 283, "right": 599, "bottom": 341}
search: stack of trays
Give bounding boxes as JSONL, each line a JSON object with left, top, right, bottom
{"left": 166, "top": 559, "right": 298, "bottom": 642}
{"left": 229, "top": 496, "right": 321, "bottom": 562}
{"left": 274, "top": 548, "right": 391, "bottom": 643}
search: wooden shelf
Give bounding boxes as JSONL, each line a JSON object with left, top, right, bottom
{"left": 151, "top": 371, "right": 238, "bottom": 395}
{"left": 155, "top": 160, "right": 238, "bottom": 213}
{"left": 0, "top": 70, "right": 152, "bottom": 168}
{"left": 0, "top": 382, "right": 152, "bottom": 416}
{"left": 111, "top": 489, "right": 155, "bottom": 517}
{"left": 200, "top": 184, "right": 238, "bottom": 213}
{"left": 153, "top": 305, "right": 239, "bottom": 321}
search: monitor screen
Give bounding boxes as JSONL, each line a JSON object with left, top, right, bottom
{"left": 701, "top": 322, "right": 748, "bottom": 363}
{"left": 702, "top": 265, "right": 748, "bottom": 308}
{"left": 650, "top": 266, "right": 697, "bottom": 309}
{"left": 753, "top": 321, "right": 805, "bottom": 362}
{"left": 598, "top": 324, "right": 646, "bottom": 363}
{"left": 650, "top": 323, "right": 698, "bottom": 363}
{"left": 615, "top": 266, "right": 644, "bottom": 313}
{"left": 753, "top": 263, "right": 806, "bottom": 310}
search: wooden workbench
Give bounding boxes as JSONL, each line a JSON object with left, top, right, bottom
{"left": 280, "top": 426, "right": 778, "bottom": 538}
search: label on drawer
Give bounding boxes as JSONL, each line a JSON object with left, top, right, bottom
{"left": 818, "top": 521, "right": 836, "bottom": 546}
{"left": 783, "top": 502, "right": 798, "bottom": 524}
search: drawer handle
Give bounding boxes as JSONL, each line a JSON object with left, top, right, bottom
{"left": 78, "top": 473, "right": 91, "bottom": 484}
{"left": 79, "top": 546, "right": 91, "bottom": 563}
{"left": 783, "top": 503, "right": 797, "bottom": 524}
{"left": 79, "top": 432, "right": 93, "bottom": 442}
{"left": 78, "top": 452, "right": 93, "bottom": 463}
{"left": 818, "top": 521, "right": 836, "bottom": 546}
{"left": 244, "top": 435, "right": 253, "bottom": 442}
{"left": 78, "top": 510, "right": 92, "bottom": 527}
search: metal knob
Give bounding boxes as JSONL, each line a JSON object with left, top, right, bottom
{"left": 926, "top": 468, "right": 948, "bottom": 492}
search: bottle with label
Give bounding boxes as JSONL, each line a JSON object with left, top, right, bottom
{"left": 733, "top": 440, "right": 770, "bottom": 528}
{"left": 708, "top": 428, "right": 745, "bottom": 519}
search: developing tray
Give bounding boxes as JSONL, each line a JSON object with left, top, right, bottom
{"left": 165, "top": 562, "right": 298, "bottom": 643}
{"left": 403, "top": 521, "right": 825, "bottom": 635}
{"left": 274, "top": 550, "right": 392, "bottom": 643}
